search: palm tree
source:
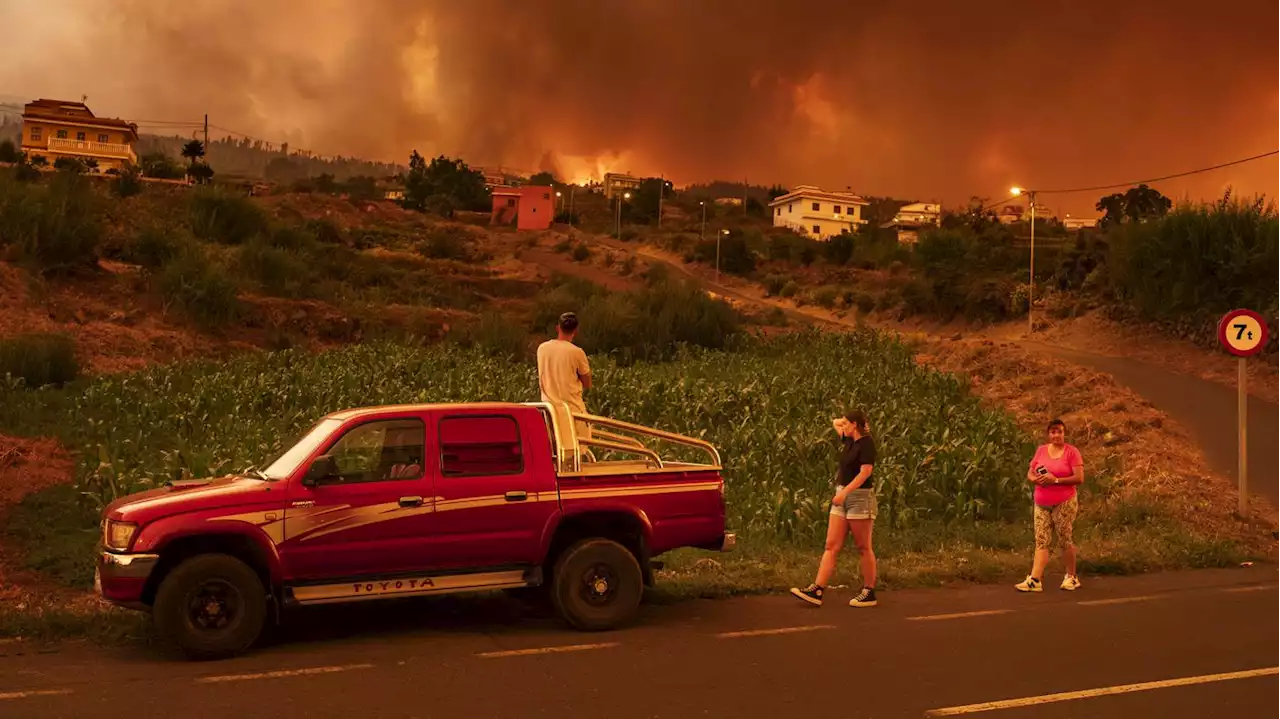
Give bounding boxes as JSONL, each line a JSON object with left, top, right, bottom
{"left": 181, "top": 139, "right": 205, "bottom": 167}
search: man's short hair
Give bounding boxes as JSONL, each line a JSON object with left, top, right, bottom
{"left": 558, "top": 312, "right": 579, "bottom": 332}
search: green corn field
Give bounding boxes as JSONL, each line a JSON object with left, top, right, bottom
{"left": 1, "top": 328, "right": 1035, "bottom": 548}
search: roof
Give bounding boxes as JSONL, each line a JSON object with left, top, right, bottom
{"left": 326, "top": 402, "right": 536, "bottom": 421}
{"left": 22, "top": 98, "right": 139, "bottom": 138}
{"left": 769, "top": 184, "right": 869, "bottom": 207}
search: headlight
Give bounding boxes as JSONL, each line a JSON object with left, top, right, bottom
{"left": 104, "top": 520, "right": 138, "bottom": 551}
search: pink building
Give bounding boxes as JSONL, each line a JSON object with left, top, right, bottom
{"left": 491, "top": 186, "right": 555, "bottom": 231}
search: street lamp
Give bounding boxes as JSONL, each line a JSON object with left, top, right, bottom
{"left": 1011, "top": 186, "right": 1037, "bottom": 333}
{"left": 555, "top": 190, "right": 563, "bottom": 219}
{"left": 699, "top": 200, "right": 707, "bottom": 239}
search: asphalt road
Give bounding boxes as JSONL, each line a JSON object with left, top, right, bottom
{"left": 1030, "top": 343, "right": 1280, "bottom": 512}
{"left": 1, "top": 566, "right": 1275, "bottom": 718}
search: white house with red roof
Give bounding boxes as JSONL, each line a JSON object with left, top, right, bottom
{"left": 768, "top": 184, "right": 869, "bottom": 239}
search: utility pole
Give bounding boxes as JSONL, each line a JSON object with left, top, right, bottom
{"left": 1028, "top": 190, "right": 1037, "bottom": 334}
{"left": 658, "top": 174, "right": 664, "bottom": 229}
{"left": 203, "top": 113, "right": 209, "bottom": 155}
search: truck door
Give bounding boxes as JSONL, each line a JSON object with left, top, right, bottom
{"left": 280, "top": 415, "right": 435, "bottom": 583}
{"left": 425, "top": 408, "right": 560, "bottom": 570}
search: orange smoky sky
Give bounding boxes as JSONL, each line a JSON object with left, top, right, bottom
{"left": 1, "top": 0, "right": 1276, "bottom": 215}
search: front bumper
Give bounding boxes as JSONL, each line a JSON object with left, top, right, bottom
{"left": 95, "top": 551, "right": 161, "bottom": 609}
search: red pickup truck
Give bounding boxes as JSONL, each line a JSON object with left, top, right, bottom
{"left": 95, "top": 401, "right": 733, "bottom": 659}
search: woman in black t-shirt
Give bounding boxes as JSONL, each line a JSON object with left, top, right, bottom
{"left": 789, "top": 410, "right": 879, "bottom": 608}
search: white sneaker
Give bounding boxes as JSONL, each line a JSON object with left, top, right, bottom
{"left": 1015, "top": 576, "right": 1043, "bottom": 592}
{"left": 1060, "top": 574, "right": 1081, "bottom": 591}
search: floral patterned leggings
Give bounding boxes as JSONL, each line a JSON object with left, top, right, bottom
{"left": 1033, "top": 495, "right": 1078, "bottom": 550}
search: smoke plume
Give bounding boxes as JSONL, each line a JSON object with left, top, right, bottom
{"left": 1, "top": 0, "right": 1275, "bottom": 213}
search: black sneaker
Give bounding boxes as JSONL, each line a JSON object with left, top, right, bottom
{"left": 789, "top": 583, "right": 824, "bottom": 606}
{"left": 849, "top": 587, "right": 877, "bottom": 607}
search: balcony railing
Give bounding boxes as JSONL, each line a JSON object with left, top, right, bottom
{"left": 46, "top": 137, "right": 135, "bottom": 160}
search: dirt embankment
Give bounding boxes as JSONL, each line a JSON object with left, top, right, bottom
{"left": 0, "top": 434, "right": 80, "bottom": 606}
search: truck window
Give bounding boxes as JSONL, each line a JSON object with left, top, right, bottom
{"left": 325, "top": 418, "right": 426, "bottom": 483}
{"left": 438, "top": 415, "right": 524, "bottom": 477}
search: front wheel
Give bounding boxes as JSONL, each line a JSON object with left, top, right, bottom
{"left": 152, "top": 553, "right": 267, "bottom": 660}
{"left": 550, "top": 538, "right": 644, "bottom": 631}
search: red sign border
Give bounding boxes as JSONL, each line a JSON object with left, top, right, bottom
{"left": 1217, "top": 308, "right": 1270, "bottom": 357}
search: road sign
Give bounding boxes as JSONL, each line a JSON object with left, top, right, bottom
{"left": 1216, "top": 308, "right": 1269, "bottom": 357}
{"left": 1215, "top": 309, "right": 1270, "bottom": 516}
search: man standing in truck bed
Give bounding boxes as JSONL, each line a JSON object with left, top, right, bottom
{"left": 537, "top": 312, "right": 593, "bottom": 442}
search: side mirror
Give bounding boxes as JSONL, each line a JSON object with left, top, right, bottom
{"left": 301, "top": 455, "right": 340, "bottom": 487}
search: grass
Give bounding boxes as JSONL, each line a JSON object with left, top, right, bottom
{"left": 0, "top": 332, "right": 80, "bottom": 388}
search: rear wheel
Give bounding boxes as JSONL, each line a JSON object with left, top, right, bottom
{"left": 550, "top": 538, "right": 643, "bottom": 631}
{"left": 152, "top": 553, "right": 267, "bottom": 660}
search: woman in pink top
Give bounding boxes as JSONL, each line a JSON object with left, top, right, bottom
{"left": 1016, "top": 418, "right": 1084, "bottom": 592}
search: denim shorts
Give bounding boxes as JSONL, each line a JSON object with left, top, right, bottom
{"left": 831, "top": 488, "right": 877, "bottom": 520}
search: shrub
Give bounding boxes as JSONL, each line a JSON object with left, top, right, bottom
{"left": 267, "top": 225, "right": 316, "bottom": 252}
{"left": 552, "top": 238, "right": 572, "bottom": 253}
{"left": 571, "top": 243, "right": 591, "bottom": 262}
{"left": 113, "top": 164, "right": 143, "bottom": 198}
{"left": 418, "top": 224, "right": 477, "bottom": 261}
{"left": 449, "top": 311, "right": 530, "bottom": 360}
{"left": 762, "top": 274, "right": 788, "bottom": 296}
{"left": 0, "top": 170, "right": 101, "bottom": 273}
{"left": 306, "top": 218, "right": 345, "bottom": 245}
{"left": 0, "top": 139, "right": 20, "bottom": 163}
{"left": 780, "top": 281, "right": 798, "bottom": 298}
{"left": 155, "top": 247, "right": 241, "bottom": 327}
{"left": 0, "top": 333, "right": 79, "bottom": 387}
{"left": 813, "top": 285, "right": 839, "bottom": 309}
{"left": 619, "top": 255, "right": 637, "bottom": 276}
{"left": 188, "top": 187, "right": 268, "bottom": 245}
{"left": 235, "top": 239, "right": 315, "bottom": 298}
{"left": 123, "top": 226, "right": 189, "bottom": 269}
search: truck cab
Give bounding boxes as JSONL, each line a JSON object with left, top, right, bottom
{"left": 95, "top": 401, "right": 733, "bottom": 659}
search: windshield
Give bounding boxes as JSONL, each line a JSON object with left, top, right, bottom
{"left": 262, "top": 418, "right": 344, "bottom": 480}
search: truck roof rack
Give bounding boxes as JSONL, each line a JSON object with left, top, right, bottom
{"left": 523, "top": 402, "right": 722, "bottom": 476}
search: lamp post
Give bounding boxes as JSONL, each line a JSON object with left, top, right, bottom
{"left": 555, "top": 190, "right": 563, "bottom": 219}
{"left": 699, "top": 200, "right": 707, "bottom": 239}
{"left": 1011, "top": 186, "right": 1037, "bottom": 333}
{"left": 568, "top": 185, "right": 576, "bottom": 228}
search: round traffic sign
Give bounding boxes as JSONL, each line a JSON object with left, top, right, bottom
{"left": 1217, "top": 309, "right": 1270, "bottom": 357}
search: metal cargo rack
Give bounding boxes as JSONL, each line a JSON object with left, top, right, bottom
{"left": 525, "top": 401, "right": 722, "bottom": 476}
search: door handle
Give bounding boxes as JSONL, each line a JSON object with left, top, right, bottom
{"left": 399, "top": 496, "right": 424, "bottom": 508}
{"left": 505, "top": 491, "right": 528, "bottom": 502}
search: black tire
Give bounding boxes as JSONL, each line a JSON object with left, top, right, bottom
{"left": 550, "top": 538, "right": 643, "bottom": 631}
{"left": 152, "top": 553, "right": 267, "bottom": 661}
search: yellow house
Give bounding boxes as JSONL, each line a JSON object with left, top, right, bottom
{"left": 768, "top": 184, "right": 869, "bottom": 239}
{"left": 20, "top": 98, "right": 139, "bottom": 171}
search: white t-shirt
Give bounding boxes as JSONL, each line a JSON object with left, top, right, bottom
{"left": 536, "top": 339, "right": 590, "bottom": 413}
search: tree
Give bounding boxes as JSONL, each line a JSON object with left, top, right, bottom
{"left": 625, "top": 177, "right": 674, "bottom": 225}
{"left": 941, "top": 196, "right": 999, "bottom": 233}
{"left": 1095, "top": 184, "right": 1172, "bottom": 230}
{"left": 528, "top": 171, "right": 558, "bottom": 186}
{"left": 181, "top": 139, "right": 206, "bottom": 166}
{"left": 767, "top": 184, "right": 788, "bottom": 200}
{"left": 403, "top": 151, "right": 489, "bottom": 215}
{"left": 0, "top": 139, "right": 18, "bottom": 163}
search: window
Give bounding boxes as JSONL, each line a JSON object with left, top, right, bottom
{"left": 811, "top": 202, "right": 820, "bottom": 211}
{"left": 98, "top": 134, "right": 109, "bottom": 143}
{"left": 30, "top": 127, "right": 42, "bottom": 141}
{"left": 833, "top": 205, "right": 841, "bottom": 214}
{"left": 775, "top": 208, "right": 781, "bottom": 216}
{"left": 506, "top": 198, "right": 515, "bottom": 207}
{"left": 439, "top": 415, "right": 524, "bottom": 477}
{"left": 76, "top": 131, "right": 86, "bottom": 141}
{"left": 812, "top": 225, "right": 821, "bottom": 234}
{"left": 788, "top": 203, "right": 793, "bottom": 213}
{"left": 56, "top": 129, "right": 68, "bottom": 139}
{"left": 320, "top": 418, "right": 425, "bottom": 484}
{"left": 543, "top": 192, "right": 550, "bottom": 201}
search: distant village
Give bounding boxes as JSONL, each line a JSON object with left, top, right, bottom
{"left": 2, "top": 97, "right": 1099, "bottom": 243}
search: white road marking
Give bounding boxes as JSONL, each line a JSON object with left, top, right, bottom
{"left": 0, "top": 689, "right": 73, "bottom": 701}
{"left": 924, "top": 667, "right": 1279, "bottom": 715}
{"left": 476, "top": 642, "right": 620, "bottom": 658}
{"left": 195, "top": 664, "right": 374, "bottom": 683}
{"left": 906, "top": 610, "right": 1013, "bottom": 622}
{"left": 1220, "top": 584, "right": 1276, "bottom": 593}
{"left": 716, "top": 624, "right": 835, "bottom": 638}
{"left": 1077, "top": 595, "right": 1160, "bottom": 606}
